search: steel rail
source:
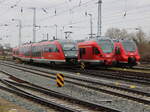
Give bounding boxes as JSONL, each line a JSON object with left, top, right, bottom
{"left": 1, "top": 62, "right": 150, "bottom": 96}
{"left": 0, "top": 79, "right": 78, "bottom": 112}
{"left": 2, "top": 61, "right": 150, "bottom": 85}
{"left": 0, "top": 73, "right": 121, "bottom": 112}
{"left": 3, "top": 79, "right": 121, "bottom": 112}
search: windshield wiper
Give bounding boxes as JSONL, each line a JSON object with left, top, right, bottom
{"left": 69, "top": 46, "right": 77, "bottom": 51}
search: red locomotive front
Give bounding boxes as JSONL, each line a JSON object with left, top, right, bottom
{"left": 114, "top": 39, "right": 140, "bottom": 67}
{"left": 78, "top": 37, "right": 116, "bottom": 66}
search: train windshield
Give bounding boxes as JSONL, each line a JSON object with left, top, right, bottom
{"left": 98, "top": 40, "right": 114, "bottom": 53}
{"left": 60, "top": 41, "right": 78, "bottom": 57}
{"left": 122, "top": 41, "right": 136, "bottom": 52}
{"left": 61, "top": 42, "right": 77, "bottom": 51}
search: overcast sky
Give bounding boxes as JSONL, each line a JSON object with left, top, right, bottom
{"left": 0, "top": 0, "right": 150, "bottom": 47}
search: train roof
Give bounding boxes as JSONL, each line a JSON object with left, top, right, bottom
{"left": 17, "top": 39, "right": 77, "bottom": 47}
{"left": 83, "top": 37, "right": 113, "bottom": 43}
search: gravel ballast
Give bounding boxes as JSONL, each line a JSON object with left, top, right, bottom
{"left": 0, "top": 89, "right": 55, "bottom": 112}
{"left": 0, "top": 65, "right": 150, "bottom": 112}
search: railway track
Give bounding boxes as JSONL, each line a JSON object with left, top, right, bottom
{"left": 0, "top": 61, "right": 150, "bottom": 106}
{"left": 0, "top": 80, "right": 76, "bottom": 112}
{"left": 74, "top": 69, "right": 150, "bottom": 85}
{"left": 133, "top": 66, "right": 150, "bottom": 71}
{"left": 2, "top": 60, "right": 150, "bottom": 85}
{"left": 0, "top": 72, "right": 120, "bottom": 112}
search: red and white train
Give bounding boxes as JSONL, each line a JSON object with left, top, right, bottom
{"left": 13, "top": 40, "right": 78, "bottom": 64}
{"left": 13, "top": 38, "right": 140, "bottom": 67}
{"left": 114, "top": 39, "right": 140, "bottom": 67}
{"left": 78, "top": 37, "right": 116, "bottom": 66}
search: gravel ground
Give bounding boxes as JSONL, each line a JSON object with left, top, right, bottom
{"left": 0, "top": 97, "right": 29, "bottom": 112}
{"left": 0, "top": 65, "right": 150, "bottom": 112}
{"left": 0, "top": 89, "right": 56, "bottom": 112}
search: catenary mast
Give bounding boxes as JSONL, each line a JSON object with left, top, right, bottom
{"left": 97, "top": 0, "right": 102, "bottom": 37}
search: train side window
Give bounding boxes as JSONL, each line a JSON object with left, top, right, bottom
{"left": 93, "top": 47, "right": 100, "bottom": 55}
{"left": 43, "top": 44, "right": 59, "bottom": 53}
{"left": 50, "top": 45, "right": 59, "bottom": 52}
{"left": 49, "top": 48, "right": 52, "bottom": 52}
{"left": 44, "top": 47, "right": 49, "bottom": 52}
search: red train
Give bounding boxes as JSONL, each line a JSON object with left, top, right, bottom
{"left": 13, "top": 38, "right": 140, "bottom": 68}
{"left": 13, "top": 40, "right": 78, "bottom": 64}
{"left": 114, "top": 39, "right": 140, "bottom": 67}
{"left": 78, "top": 37, "right": 116, "bottom": 66}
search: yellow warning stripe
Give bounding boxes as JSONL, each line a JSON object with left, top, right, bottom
{"left": 57, "top": 74, "right": 64, "bottom": 81}
{"left": 56, "top": 79, "right": 64, "bottom": 87}
{"left": 57, "top": 76, "right": 64, "bottom": 84}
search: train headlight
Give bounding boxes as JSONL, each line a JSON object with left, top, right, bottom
{"left": 65, "top": 54, "right": 68, "bottom": 56}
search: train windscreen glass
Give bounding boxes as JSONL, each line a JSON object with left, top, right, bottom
{"left": 62, "top": 44, "right": 77, "bottom": 51}
{"left": 98, "top": 40, "right": 114, "bottom": 53}
{"left": 122, "top": 41, "right": 136, "bottom": 52}
{"left": 60, "top": 41, "right": 77, "bottom": 57}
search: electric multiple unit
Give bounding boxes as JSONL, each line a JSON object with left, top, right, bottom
{"left": 13, "top": 38, "right": 140, "bottom": 67}
{"left": 12, "top": 40, "right": 78, "bottom": 64}
{"left": 78, "top": 37, "right": 116, "bottom": 66}
{"left": 114, "top": 39, "right": 140, "bottom": 67}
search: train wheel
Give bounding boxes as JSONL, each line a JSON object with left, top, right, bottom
{"left": 50, "top": 62, "right": 56, "bottom": 68}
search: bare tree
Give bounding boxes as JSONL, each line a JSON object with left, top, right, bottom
{"left": 132, "top": 28, "right": 146, "bottom": 45}
{"left": 105, "top": 28, "right": 128, "bottom": 39}
{"left": 105, "top": 27, "right": 150, "bottom": 62}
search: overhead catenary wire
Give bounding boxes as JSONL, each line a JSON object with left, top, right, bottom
{"left": 0, "top": 0, "right": 150, "bottom": 45}
{"left": 38, "top": 0, "right": 97, "bottom": 22}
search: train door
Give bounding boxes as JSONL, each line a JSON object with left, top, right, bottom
{"left": 79, "top": 48, "right": 86, "bottom": 59}
{"left": 79, "top": 46, "right": 93, "bottom": 60}
{"left": 92, "top": 47, "right": 101, "bottom": 59}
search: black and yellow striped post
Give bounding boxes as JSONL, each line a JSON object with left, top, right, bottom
{"left": 80, "top": 62, "right": 85, "bottom": 70}
{"left": 56, "top": 73, "right": 64, "bottom": 87}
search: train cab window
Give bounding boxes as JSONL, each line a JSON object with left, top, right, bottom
{"left": 115, "top": 47, "right": 120, "bottom": 54}
{"left": 55, "top": 48, "right": 59, "bottom": 52}
{"left": 49, "top": 48, "right": 52, "bottom": 52}
{"left": 93, "top": 47, "right": 100, "bottom": 55}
